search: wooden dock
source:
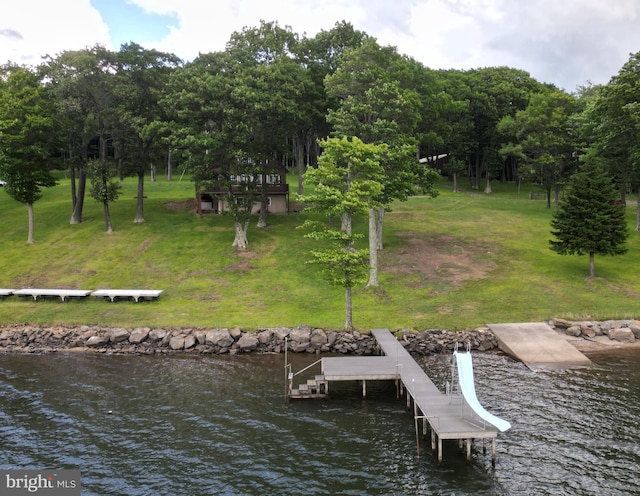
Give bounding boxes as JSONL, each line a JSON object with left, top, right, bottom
{"left": 287, "top": 328, "right": 510, "bottom": 463}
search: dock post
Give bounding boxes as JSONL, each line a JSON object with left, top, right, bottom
{"left": 466, "top": 439, "right": 471, "bottom": 461}
{"left": 414, "top": 409, "right": 420, "bottom": 460}
{"left": 284, "top": 338, "right": 289, "bottom": 401}
{"left": 431, "top": 427, "right": 436, "bottom": 452}
{"left": 483, "top": 438, "right": 487, "bottom": 454}
{"left": 491, "top": 438, "right": 496, "bottom": 467}
{"left": 362, "top": 380, "right": 367, "bottom": 398}
{"left": 438, "top": 437, "right": 443, "bottom": 463}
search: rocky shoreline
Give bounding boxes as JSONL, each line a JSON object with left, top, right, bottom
{"left": 0, "top": 318, "right": 639, "bottom": 356}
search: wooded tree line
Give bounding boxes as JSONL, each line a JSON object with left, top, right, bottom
{"left": 0, "top": 21, "right": 638, "bottom": 325}
{"left": 1, "top": 21, "right": 638, "bottom": 227}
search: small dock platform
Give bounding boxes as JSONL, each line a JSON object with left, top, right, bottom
{"left": 286, "top": 328, "right": 510, "bottom": 463}
{"left": 12, "top": 288, "right": 93, "bottom": 302}
{"left": 91, "top": 289, "right": 163, "bottom": 302}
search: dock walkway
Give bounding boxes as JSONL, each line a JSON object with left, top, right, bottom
{"left": 288, "top": 328, "right": 510, "bottom": 463}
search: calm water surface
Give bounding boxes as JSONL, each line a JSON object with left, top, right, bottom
{"left": 1, "top": 349, "right": 639, "bottom": 495}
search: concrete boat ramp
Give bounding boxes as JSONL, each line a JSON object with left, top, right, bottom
{"left": 286, "top": 328, "right": 511, "bottom": 464}
{"left": 488, "top": 322, "right": 592, "bottom": 370}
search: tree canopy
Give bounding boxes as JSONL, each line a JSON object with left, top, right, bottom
{"left": 0, "top": 66, "right": 57, "bottom": 243}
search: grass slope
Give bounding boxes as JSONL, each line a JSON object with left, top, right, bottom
{"left": 1, "top": 175, "right": 638, "bottom": 331}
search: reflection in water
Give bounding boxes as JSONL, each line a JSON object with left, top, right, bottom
{"left": 0, "top": 349, "right": 639, "bottom": 495}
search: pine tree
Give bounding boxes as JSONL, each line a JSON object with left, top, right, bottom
{"left": 550, "top": 162, "right": 628, "bottom": 277}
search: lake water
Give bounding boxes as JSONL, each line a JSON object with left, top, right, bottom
{"left": 1, "top": 348, "right": 639, "bottom": 495}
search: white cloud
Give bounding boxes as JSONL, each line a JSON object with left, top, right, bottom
{"left": 2, "top": 0, "right": 640, "bottom": 92}
{"left": 0, "top": 0, "right": 110, "bottom": 64}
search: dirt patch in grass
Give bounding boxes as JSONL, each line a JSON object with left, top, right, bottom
{"left": 164, "top": 200, "right": 197, "bottom": 212}
{"left": 382, "top": 232, "right": 496, "bottom": 289}
{"left": 227, "top": 250, "right": 256, "bottom": 272}
{"left": 136, "top": 235, "right": 161, "bottom": 255}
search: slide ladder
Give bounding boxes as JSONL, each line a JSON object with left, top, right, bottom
{"left": 452, "top": 344, "right": 511, "bottom": 433}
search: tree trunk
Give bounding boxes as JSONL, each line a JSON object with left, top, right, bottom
{"left": 341, "top": 213, "right": 352, "bottom": 235}
{"left": 472, "top": 152, "right": 481, "bottom": 189}
{"left": 70, "top": 163, "right": 77, "bottom": 212}
{"left": 103, "top": 201, "right": 113, "bottom": 234}
{"left": 367, "top": 209, "right": 378, "bottom": 287}
{"left": 167, "top": 149, "right": 173, "bottom": 181}
{"left": 134, "top": 170, "right": 145, "bottom": 223}
{"left": 376, "top": 206, "right": 384, "bottom": 250}
{"left": 546, "top": 186, "right": 552, "bottom": 209}
{"left": 150, "top": 163, "right": 156, "bottom": 182}
{"left": 636, "top": 188, "right": 640, "bottom": 231}
{"left": 27, "top": 203, "right": 34, "bottom": 244}
{"left": 295, "top": 135, "right": 304, "bottom": 195}
{"left": 452, "top": 172, "right": 458, "bottom": 193}
{"left": 345, "top": 286, "right": 353, "bottom": 331}
{"left": 70, "top": 167, "right": 86, "bottom": 224}
{"left": 232, "top": 218, "right": 250, "bottom": 249}
{"left": 589, "top": 252, "right": 595, "bottom": 278}
{"left": 484, "top": 176, "right": 493, "bottom": 194}
{"left": 257, "top": 174, "right": 268, "bottom": 228}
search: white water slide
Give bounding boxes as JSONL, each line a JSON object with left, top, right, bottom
{"left": 453, "top": 351, "right": 512, "bottom": 433}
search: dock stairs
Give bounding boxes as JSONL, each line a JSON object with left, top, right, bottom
{"left": 289, "top": 374, "right": 328, "bottom": 399}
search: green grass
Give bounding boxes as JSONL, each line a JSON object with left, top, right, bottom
{"left": 1, "top": 175, "right": 639, "bottom": 331}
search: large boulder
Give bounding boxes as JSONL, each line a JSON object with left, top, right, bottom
{"left": 184, "top": 334, "right": 197, "bottom": 349}
{"left": 86, "top": 335, "right": 110, "bottom": 348}
{"left": 148, "top": 328, "right": 167, "bottom": 341}
{"left": 206, "top": 329, "right": 234, "bottom": 348}
{"left": 107, "top": 328, "right": 130, "bottom": 343}
{"left": 169, "top": 336, "right": 185, "bottom": 350}
{"left": 129, "top": 328, "right": 150, "bottom": 344}
{"left": 310, "top": 329, "right": 328, "bottom": 347}
{"left": 607, "top": 328, "right": 635, "bottom": 343}
{"left": 237, "top": 334, "right": 258, "bottom": 351}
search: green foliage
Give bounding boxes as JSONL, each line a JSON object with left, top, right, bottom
{"left": 498, "top": 89, "right": 579, "bottom": 205}
{"left": 87, "top": 159, "right": 121, "bottom": 204}
{"left": 550, "top": 162, "right": 628, "bottom": 272}
{"left": 0, "top": 67, "right": 57, "bottom": 205}
{"left": 302, "top": 136, "right": 385, "bottom": 216}
{"left": 302, "top": 222, "right": 369, "bottom": 288}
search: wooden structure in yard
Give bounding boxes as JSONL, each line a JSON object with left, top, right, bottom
{"left": 196, "top": 167, "right": 289, "bottom": 215}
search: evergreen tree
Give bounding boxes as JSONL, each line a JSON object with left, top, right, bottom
{"left": 549, "top": 162, "right": 628, "bottom": 277}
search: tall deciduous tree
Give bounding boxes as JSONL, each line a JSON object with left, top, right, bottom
{"left": 43, "top": 45, "right": 116, "bottom": 225}
{"left": 300, "top": 137, "right": 385, "bottom": 330}
{"left": 550, "top": 162, "right": 628, "bottom": 277}
{"left": 498, "top": 90, "right": 579, "bottom": 208}
{"left": 581, "top": 51, "right": 640, "bottom": 229}
{"left": 111, "top": 43, "right": 182, "bottom": 223}
{"left": 325, "top": 38, "right": 439, "bottom": 286}
{"left": 0, "top": 67, "right": 57, "bottom": 243}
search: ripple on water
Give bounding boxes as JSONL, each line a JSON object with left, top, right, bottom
{"left": 1, "top": 350, "right": 640, "bottom": 495}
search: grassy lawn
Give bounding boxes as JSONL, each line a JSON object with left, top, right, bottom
{"left": 1, "top": 174, "right": 639, "bottom": 331}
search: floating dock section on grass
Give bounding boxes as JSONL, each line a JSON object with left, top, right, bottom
{"left": 286, "top": 328, "right": 511, "bottom": 463}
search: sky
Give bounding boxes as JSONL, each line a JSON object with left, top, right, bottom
{"left": 2, "top": 0, "right": 640, "bottom": 92}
